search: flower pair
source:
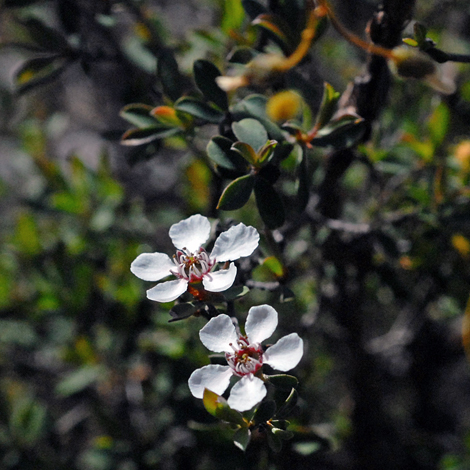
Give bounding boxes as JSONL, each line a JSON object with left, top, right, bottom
{"left": 131, "top": 214, "right": 259, "bottom": 302}
{"left": 188, "top": 305, "right": 304, "bottom": 412}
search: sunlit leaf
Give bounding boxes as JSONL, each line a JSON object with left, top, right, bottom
{"left": 315, "top": 82, "right": 340, "bottom": 130}
{"left": 202, "top": 389, "right": 246, "bottom": 425}
{"left": 233, "top": 427, "right": 251, "bottom": 451}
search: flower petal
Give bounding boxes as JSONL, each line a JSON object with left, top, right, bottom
{"left": 130, "top": 252, "right": 175, "bottom": 281}
{"left": 202, "top": 263, "right": 237, "bottom": 292}
{"left": 146, "top": 278, "right": 188, "bottom": 302}
{"left": 199, "top": 314, "right": 238, "bottom": 353}
{"left": 169, "top": 214, "right": 211, "bottom": 252}
{"left": 188, "top": 365, "right": 232, "bottom": 399}
{"left": 245, "top": 304, "right": 278, "bottom": 344}
{"left": 263, "top": 333, "right": 304, "bottom": 371}
{"left": 210, "top": 223, "right": 259, "bottom": 261}
{"left": 227, "top": 376, "right": 267, "bottom": 412}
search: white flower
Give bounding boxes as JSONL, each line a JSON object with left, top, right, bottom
{"left": 188, "top": 305, "right": 304, "bottom": 412}
{"left": 130, "top": 214, "right": 259, "bottom": 303}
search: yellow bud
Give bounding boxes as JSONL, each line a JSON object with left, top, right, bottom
{"left": 266, "top": 90, "right": 303, "bottom": 122}
{"left": 452, "top": 234, "right": 470, "bottom": 258}
{"left": 454, "top": 140, "right": 470, "bottom": 173}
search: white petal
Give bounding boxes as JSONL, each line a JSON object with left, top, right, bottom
{"left": 130, "top": 252, "right": 174, "bottom": 281}
{"left": 263, "top": 333, "right": 304, "bottom": 371}
{"left": 169, "top": 214, "right": 211, "bottom": 252}
{"left": 146, "top": 278, "right": 188, "bottom": 302}
{"left": 199, "top": 314, "right": 238, "bottom": 353}
{"left": 202, "top": 263, "right": 237, "bottom": 292}
{"left": 227, "top": 376, "right": 267, "bottom": 412}
{"left": 245, "top": 305, "right": 278, "bottom": 344}
{"left": 210, "top": 223, "right": 259, "bottom": 261}
{"left": 188, "top": 365, "right": 233, "bottom": 399}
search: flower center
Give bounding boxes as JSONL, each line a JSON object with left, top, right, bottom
{"left": 171, "top": 247, "right": 215, "bottom": 283}
{"left": 226, "top": 336, "right": 264, "bottom": 377}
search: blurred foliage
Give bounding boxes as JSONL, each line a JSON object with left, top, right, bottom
{"left": 0, "top": 0, "right": 470, "bottom": 469}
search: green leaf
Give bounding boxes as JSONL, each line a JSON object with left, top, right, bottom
{"left": 272, "top": 427, "right": 294, "bottom": 440}
{"left": 254, "top": 177, "right": 285, "bottom": 228}
{"left": 175, "top": 97, "right": 224, "bottom": 123}
{"left": 276, "top": 388, "right": 299, "bottom": 418}
{"left": 253, "top": 400, "right": 276, "bottom": 424}
{"left": 119, "top": 103, "right": 157, "bottom": 127}
{"left": 263, "top": 256, "right": 284, "bottom": 277}
{"left": 266, "top": 427, "right": 282, "bottom": 452}
{"left": 414, "top": 22, "right": 428, "bottom": 45}
{"left": 193, "top": 59, "right": 229, "bottom": 110}
{"left": 207, "top": 136, "right": 249, "bottom": 171}
{"left": 315, "top": 82, "right": 340, "bottom": 130}
{"left": 15, "top": 55, "right": 70, "bottom": 94}
{"left": 233, "top": 427, "right": 251, "bottom": 451}
{"left": 232, "top": 118, "right": 268, "bottom": 152}
{"left": 222, "top": 285, "right": 250, "bottom": 301}
{"left": 221, "top": 0, "right": 245, "bottom": 33}
{"left": 258, "top": 140, "right": 278, "bottom": 164}
{"left": 312, "top": 115, "right": 366, "bottom": 149}
{"left": 217, "top": 174, "right": 255, "bottom": 211}
{"left": 169, "top": 302, "right": 198, "bottom": 322}
{"left": 266, "top": 375, "right": 299, "bottom": 390}
{"left": 227, "top": 46, "right": 257, "bottom": 64}
{"left": 232, "top": 141, "right": 258, "bottom": 165}
{"left": 202, "top": 389, "right": 247, "bottom": 425}
{"left": 427, "top": 102, "right": 450, "bottom": 147}
{"left": 19, "top": 17, "right": 69, "bottom": 51}
{"left": 121, "top": 126, "right": 179, "bottom": 146}
{"left": 10, "top": 398, "right": 47, "bottom": 446}
{"left": 252, "top": 14, "right": 294, "bottom": 54}
{"left": 242, "top": 0, "right": 267, "bottom": 19}
{"left": 157, "top": 49, "right": 184, "bottom": 101}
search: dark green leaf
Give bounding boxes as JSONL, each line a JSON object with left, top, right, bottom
{"left": 258, "top": 140, "right": 278, "bottom": 164}
{"left": 119, "top": 103, "right": 157, "bottom": 128}
{"left": 312, "top": 116, "right": 366, "bottom": 149}
{"left": 175, "top": 97, "right": 224, "bottom": 123}
{"left": 280, "top": 285, "right": 295, "bottom": 302}
{"left": 15, "top": 55, "right": 70, "bottom": 94}
{"left": 266, "top": 375, "right": 299, "bottom": 390}
{"left": 254, "top": 177, "right": 285, "bottom": 229}
{"left": 193, "top": 59, "right": 229, "bottom": 110}
{"left": 217, "top": 174, "right": 255, "bottom": 211}
{"left": 276, "top": 388, "right": 299, "bottom": 418}
{"left": 19, "top": 18, "right": 69, "bottom": 51}
{"left": 10, "top": 398, "right": 46, "bottom": 445}
{"left": 169, "top": 302, "right": 198, "bottom": 322}
{"left": 157, "top": 49, "right": 184, "bottom": 101}
{"left": 56, "top": 365, "right": 105, "bottom": 397}
{"left": 207, "top": 136, "right": 249, "bottom": 171}
{"left": 222, "top": 285, "right": 250, "bottom": 301}
{"left": 253, "top": 400, "right": 276, "bottom": 424}
{"left": 242, "top": 0, "right": 267, "bottom": 19}
{"left": 272, "top": 427, "right": 294, "bottom": 440}
{"left": 266, "top": 427, "right": 282, "bottom": 452}
{"left": 227, "top": 46, "right": 257, "bottom": 64}
{"left": 233, "top": 427, "right": 251, "bottom": 451}
{"left": 252, "top": 14, "right": 295, "bottom": 54}
{"left": 121, "top": 126, "right": 179, "bottom": 146}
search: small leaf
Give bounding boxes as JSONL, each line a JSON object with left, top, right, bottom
{"left": 266, "top": 427, "right": 282, "bottom": 452}
{"left": 252, "top": 14, "right": 294, "bottom": 54}
{"left": 193, "top": 59, "right": 229, "bottom": 110}
{"left": 233, "top": 427, "right": 251, "bottom": 451}
{"left": 315, "top": 82, "right": 340, "bottom": 130}
{"left": 222, "top": 285, "right": 250, "bottom": 301}
{"left": 258, "top": 140, "right": 278, "bottom": 164}
{"left": 150, "top": 105, "right": 183, "bottom": 127}
{"left": 253, "top": 400, "right": 276, "bottom": 424}
{"left": 312, "top": 115, "right": 366, "bottom": 149}
{"left": 169, "top": 302, "right": 198, "bottom": 322}
{"left": 227, "top": 46, "right": 257, "bottom": 64}
{"left": 263, "top": 256, "right": 284, "bottom": 278}
{"left": 121, "top": 126, "right": 179, "bottom": 146}
{"left": 157, "top": 49, "right": 184, "bottom": 101}
{"left": 175, "top": 97, "right": 223, "bottom": 123}
{"left": 203, "top": 389, "right": 246, "bottom": 426}
{"left": 254, "top": 177, "right": 285, "bottom": 229}
{"left": 276, "top": 388, "right": 299, "bottom": 418}
{"left": 207, "top": 136, "right": 249, "bottom": 171}
{"left": 56, "top": 365, "right": 105, "bottom": 397}
{"left": 232, "top": 118, "right": 268, "bottom": 152}
{"left": 265, "top": 375, "right": 299, "bottom": 390}
{"left": 403, "top": 38, "right": 419, "bottom": 47}
{"left": 217, "top": 174, "right": 255, "bottom": 211}
{"left": 15, "top": 55, "right": 70, "bottom": 94}
{"left": 272, "top": 427, "right": 294, "bottom": 440}
{"left": 232, "top": 141, "right": 258, "bottom": 165}
{"left": 119, "top": 103, "right": 156, "bottom": 127}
